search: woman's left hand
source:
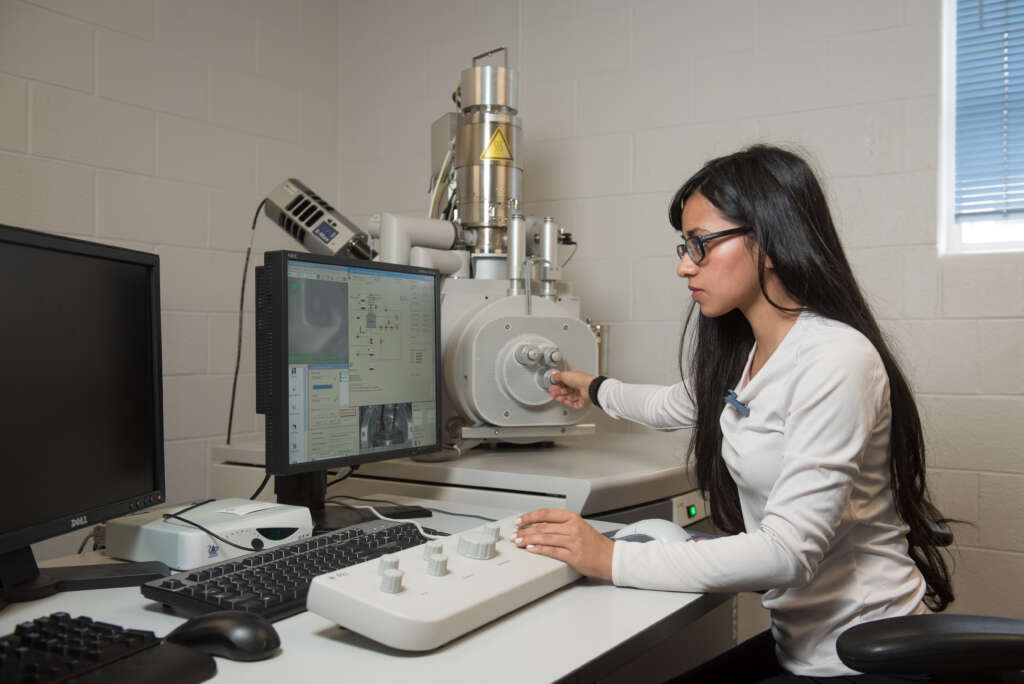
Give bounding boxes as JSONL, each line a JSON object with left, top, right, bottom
{"left": 511, "top": 508, "right": 615, "bottom": 580}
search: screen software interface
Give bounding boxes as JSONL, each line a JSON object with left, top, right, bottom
{"left": 285, "top": 259, "right": 437, "bottom": 466}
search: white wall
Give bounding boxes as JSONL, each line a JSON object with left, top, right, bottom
{"left": 2, "top": 0, "right": 1021, "bottom": 621}
{"left": 337, "top": 0, "right": 1024, "bottom": 621}
{"left": 0, "top": 0, "right": 339, "bottom": 559}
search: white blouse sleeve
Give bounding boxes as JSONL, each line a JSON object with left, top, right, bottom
{"left": 596, "top": 378, "right": 697, "bottom": 430}
{"left": 611, "top": 335, "right": 889, "bottom": 593}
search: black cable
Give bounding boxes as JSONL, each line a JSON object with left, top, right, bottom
{"left": 174, "top": 499, "right": 216, "bottom": 516}
{"left": 162, "top": 499, "right": 259, "bottom": 553}
{"left": 77, "top": 532, "right": 94, "bottom": 554}
{"left": 325, "top": 465, "right": 358, "bottom": 489}
{"left": 249, "top": 474, "right": 271, "bottom": 500}
{"left": 226, "top": 198, "right": 266, "bottom": 445}
{"left": 327, "top": 494, "right": 497, "bottom": 522}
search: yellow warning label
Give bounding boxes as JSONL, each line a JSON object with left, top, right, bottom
{"left": 480, "top": 127, "right": 513, "bottom": 161}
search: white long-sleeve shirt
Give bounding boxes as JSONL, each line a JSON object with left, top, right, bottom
{"left": 601, "top": 312, "right": 927, "bottom": 676}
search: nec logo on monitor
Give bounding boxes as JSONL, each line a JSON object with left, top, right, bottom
{"left": 69, "top": 516, "right": 89, "bottom": 529}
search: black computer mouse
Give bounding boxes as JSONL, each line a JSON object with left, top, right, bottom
{"left": 164, "top": 610, "right": 281, "bottom": 661}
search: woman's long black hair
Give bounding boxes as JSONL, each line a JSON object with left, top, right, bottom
{"left": 670, "top": 144, "right": 954, "bottom": 611}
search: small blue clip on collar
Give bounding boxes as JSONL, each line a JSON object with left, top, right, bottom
{"left": 724, "top": 390, "right": 750, "bottom": 417}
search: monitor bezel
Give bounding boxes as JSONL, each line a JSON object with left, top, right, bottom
{"left": 262, "top": 250, "right": 443, "bottom": 476}
{"left": 0, "top": 223, "right": 166, "bottom": 556}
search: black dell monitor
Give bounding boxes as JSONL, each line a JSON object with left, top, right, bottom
{"left": 255, "top": 251, "right": 442, "bottom": 531}
{"left": 0, "top": 224, "right": 166, "bottom": 607}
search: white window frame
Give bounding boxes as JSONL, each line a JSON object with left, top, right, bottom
{"left": 941, "top": 0, "right": 1024, "bottom": 254}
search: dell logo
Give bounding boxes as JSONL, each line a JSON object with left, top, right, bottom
{"left": 69, "top": 516, "right": 88, "bottom": 528}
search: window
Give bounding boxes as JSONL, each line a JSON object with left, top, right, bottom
{"left": 943, "top": 0, "right": 1024, "bottom": 252}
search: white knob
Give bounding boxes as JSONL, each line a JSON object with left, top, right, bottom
{"left": 482, "top": 522, "right": 500, "bottom": 542}
{"left": 427, "top": 553, "right": 448, "bottom": 576}
{"left": 515, "top": 344, "right": 540, "bottom": 367}
{"left": 378, "top": 554, "right": 399, "bottom": 574}
{"left": 543, "top": 348, "right": 562, "bottom": 366}
{"left": 457, "top": 533, "right": 497, "bottom": 560}
{"left": 423, "top": 539, "right": 443, "bottom": 560}
{"left": 380, "top": 568, "right": 404, "bottom": 593}
{"left": 541, "top": 369, "right": 557, "bottom": 389}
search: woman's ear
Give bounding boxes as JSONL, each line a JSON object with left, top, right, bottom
{"left": 755, "top": 246, "right": 774, "bottom": 270}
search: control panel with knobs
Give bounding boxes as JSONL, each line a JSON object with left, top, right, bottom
{"left": 307, "top": 515, "right": 583, "bottom": 651}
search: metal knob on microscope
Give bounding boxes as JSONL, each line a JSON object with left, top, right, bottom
{"left": 542, "top": 348, "right": 563, "bottom": 366}
{"left": 515, "top": 344, "right": 540, "bottom": 367}
{"left": 541, "top": 369, "right": 558, "bottom": 389}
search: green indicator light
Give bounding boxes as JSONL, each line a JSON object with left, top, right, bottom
{"left": 290, "top": 283, "right": 299, "bottom": 291}
{"left": 687, "top": 504, "right": 698, "bottom": 518}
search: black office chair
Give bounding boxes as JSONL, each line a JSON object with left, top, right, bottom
{"left": 837, "top": 614, "right": 1024, "bottom": 683}
{"left": 836, "top": 525, "right": 1024, "bottom": 683}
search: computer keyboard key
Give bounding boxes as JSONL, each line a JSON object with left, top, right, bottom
{"left": 141, "top": 518, "right": 430, "bottom": 622}
{"left": 0, "top": 613, "right": 215, "bottom": 684}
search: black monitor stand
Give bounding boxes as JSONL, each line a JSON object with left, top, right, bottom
{"left": 0, "top": 546, "right": 168, "bottom": 609}
{"left": 274, "top": 471, "right": 368, "bottom": 533}
{"left": 273, "top": 471, "right": 430, "bottom": 534}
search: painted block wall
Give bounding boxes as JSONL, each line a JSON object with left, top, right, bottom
{"left": 337, "top": 0, "right": 1024, "bottom": 622}
{"left": 0, "top": 0, "right": 339, "bottom": 560}
{"left": 2, "top": 0, "right": 1020, "bottom": 623}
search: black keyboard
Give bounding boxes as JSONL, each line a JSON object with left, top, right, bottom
{"left": 0, "top": 612, "right": 215, "bottom": 683}
{"left": 142, "top": 518, "right": 440, "bottom": 622}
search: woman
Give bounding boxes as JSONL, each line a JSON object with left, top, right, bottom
{"left": 511, "top": 145, "right": 952, "bottom": 682}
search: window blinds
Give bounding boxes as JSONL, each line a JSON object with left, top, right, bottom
{"left": 955, "top": 0, "right": 1024, "bottom": 221}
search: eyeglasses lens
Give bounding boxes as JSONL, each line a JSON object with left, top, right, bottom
{"left": 676, "top": 239, "right": 703, "bottom": 264}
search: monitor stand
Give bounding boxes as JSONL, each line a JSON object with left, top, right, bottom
{"left": 0, "top": 545, "right": 169, "bottom": 609}
{"left": 274, "top": 471, "right": 366, "bottom": 533}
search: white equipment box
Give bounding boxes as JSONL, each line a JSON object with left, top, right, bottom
{"left": 307, "top": 514, "right": 582, "bottom": 651}
{"left": 106, "top": 498, "right": 313, "bottom": 571}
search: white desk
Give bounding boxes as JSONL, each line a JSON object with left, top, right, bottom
{"left": 1, "top": 499, "right": 733, "bottom": 682}
{"left": 212, "top": 432, "right": 706, "bottom": 523}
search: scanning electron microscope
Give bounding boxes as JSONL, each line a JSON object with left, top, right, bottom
{"left": 211, "top": 49, "right": 706, "bottom": 526}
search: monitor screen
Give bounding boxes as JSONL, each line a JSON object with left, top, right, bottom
{"left": 0, "top": 224, "right": 164, "bottom": 591}
{"left": 257, "top": 251, "right": 441, "bottom": 477}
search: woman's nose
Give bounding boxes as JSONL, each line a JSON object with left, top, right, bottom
{"left": 677, "top": 253, "right": 697, "bottom": 278}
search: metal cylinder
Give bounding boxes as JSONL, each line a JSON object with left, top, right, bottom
{"left": 471, "top": 253, "right": 508, "bottom": 280}
{"left": 507, "top": 214, "right": 526, "bottom": 295}
{"left": 474, "top": 226, "right": 505, "bottom": 254}
{"left": 455, "top": 63, "right": 521, "bottom": 237}
{"left": 460, "top": 64, "right": 517, "bottom": 111}
{"left": 455, "top": 110, "right": 521, "bottom": 234}
{"left": 539, "top": 217, "right": 561, "bottom": 298}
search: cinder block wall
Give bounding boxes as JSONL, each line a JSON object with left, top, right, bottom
{"left": 3, "top": 0, "right": 1021, "bottom": 621}
{"left": 0, "top": 0, "right": 338, "bottom": 559}
{"left": 336, "top": 0, "right": 1024, "bottom": 621}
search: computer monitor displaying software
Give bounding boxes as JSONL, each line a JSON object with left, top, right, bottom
{"left": 256, "top": 251, "right": 441, "bottom": 530}
{"left": 0, "top": 224, "right": 164, "bottom": 606}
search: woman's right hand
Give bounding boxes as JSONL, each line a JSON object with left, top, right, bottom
{"left": 548, "top": 370, "right": 597, "bottom": 409}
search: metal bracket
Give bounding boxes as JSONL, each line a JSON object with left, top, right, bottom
{"left": 473, "top": 47, "right": 508, "bottom": 68}
{"left": 460, "top": 423, "right": 596, "bottom": 440}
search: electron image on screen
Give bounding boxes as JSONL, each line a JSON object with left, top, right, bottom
{"left": 359, "top": 402, "right": 413, "bottom": 450}
{"left": 285, "top": 258, "right": 438, "bottom": 467}
{"left": 288, "top": 277, "right": 349, "bottom": 363}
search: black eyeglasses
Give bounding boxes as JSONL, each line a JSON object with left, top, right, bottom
{"left": 675, "top": 227, "right": 751, "bottom": 264}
